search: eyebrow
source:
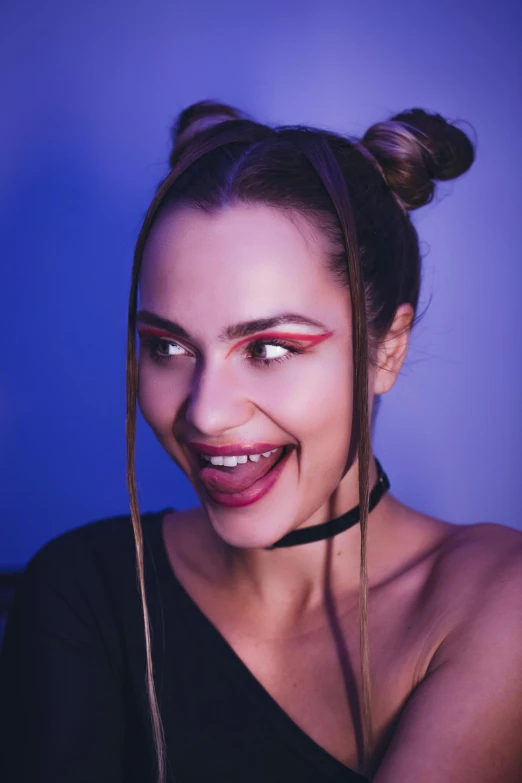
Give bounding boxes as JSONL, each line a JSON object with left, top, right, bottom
{"left": 135, "top": 310, "right": 329, "bottom": 342}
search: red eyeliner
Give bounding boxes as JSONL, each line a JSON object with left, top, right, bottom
{"left": 136, "top": 326, "right": 180, "bottom": 340}
{"left": 225, "top": 331, "right": 334, "bottom": 358}
{"left": 137, "top": 325, "right": 334, "bottom": 357}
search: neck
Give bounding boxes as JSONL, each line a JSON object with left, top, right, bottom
{"left": 206, "top": 457, "right": 388, "bottom": 622}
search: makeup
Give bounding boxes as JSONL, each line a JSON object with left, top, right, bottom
{"left": 197, "top": 446, "right": 293, "bottom": 508}
{"left": 137, "top": 326, "right": 184, "bottom": 341}
{"left": 187, "top": 442, "right": 293, "bottom": 508}
{"left": 187, "top": 442, "right": 284, "bottom": 456}
{"left": 136, "top": 309, "right": 333, "bottom": 345}
{"left": 136, "top": 311, "right": 191, "bottom": 340}
{"left": 137, "top": 323, "right": 334, "bottom": 367}
{"left": 225, "top": 331, "right": 334, "bottom": 358}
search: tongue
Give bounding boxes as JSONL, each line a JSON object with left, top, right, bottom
{"left": 199, "top": 449, "right": 283, "bottom": 494}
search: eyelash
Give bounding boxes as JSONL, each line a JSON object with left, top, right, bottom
{"left": 140, "top": 336, "right": 304, "bottom": 368}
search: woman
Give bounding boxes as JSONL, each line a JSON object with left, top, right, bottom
{"left": 1, "top": 104, "right": 521, "bottom": 783}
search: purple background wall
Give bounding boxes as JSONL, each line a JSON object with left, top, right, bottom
{"left": 1, "top": 0, "right": 520, "bottom": 566}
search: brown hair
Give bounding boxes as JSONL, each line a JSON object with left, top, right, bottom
{"left": 169, "top": 99, "right": 249, "bottom": 164}
{"left": 127, "top": 109, "right": 474, "bottom": 781}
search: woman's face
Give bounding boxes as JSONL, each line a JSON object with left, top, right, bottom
{"left": 138, "top": 203, "right": 359, "bottom": 548}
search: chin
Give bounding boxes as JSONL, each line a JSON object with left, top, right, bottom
{"left": 202, "top": 490, "right": 301, "bottom": 551}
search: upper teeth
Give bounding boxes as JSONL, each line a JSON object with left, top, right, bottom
{"left": 203, "top": 448, "right": 280, "bottom": 467}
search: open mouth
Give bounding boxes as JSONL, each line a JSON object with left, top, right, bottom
{"left": 196, "top": 445, "right": 292, "bottom": 508}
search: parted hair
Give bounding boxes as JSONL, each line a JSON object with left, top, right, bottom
{"left": 127, "top": 101, "right": 475, "bottom": 782}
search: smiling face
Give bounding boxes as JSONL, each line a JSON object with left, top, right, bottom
{"left": 138, "top": 202, "right": 361, "bottom": 548}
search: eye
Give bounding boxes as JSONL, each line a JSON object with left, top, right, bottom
{"left": 139, "top": 333, "right": 192, "bottom": 365}
{"left": 246, "top": 339, "right": 302, "bottom": 367}
{"left": 250, "top": 342, "right": 290, "bottom": 361}
{"left": 157, "top": 339, "right": 186, "bottom": 357}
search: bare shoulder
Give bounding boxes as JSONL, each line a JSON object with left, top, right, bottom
{"left": 370, "top": 517, "right": 522, "bottom": 781}
{"left": 427, "top": 520, "right": 522, "bottom": 666}
{"left": 435, "top": 519, "right": 522, "bottom": 591}
{"left": 447, "top": 518, "right": 522, "bottom": 552}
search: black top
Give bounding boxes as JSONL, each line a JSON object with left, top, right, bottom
{"left": 0, "top": 511, "right": 368, "bottom": 783}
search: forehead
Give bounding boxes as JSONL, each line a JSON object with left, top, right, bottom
{"left": 140, "top": 203, "right": 347, "bottom": 330}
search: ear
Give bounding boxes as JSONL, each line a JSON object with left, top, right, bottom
{"left": 373, "top": 304, "right": 414, "bottom": 395}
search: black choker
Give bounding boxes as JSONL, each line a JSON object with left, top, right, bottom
{"left": 266, "top": 459, "right": 390, "bottom": 550}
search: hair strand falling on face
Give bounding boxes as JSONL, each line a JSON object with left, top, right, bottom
{"left": 127, "top": 268, "right": 168, "bottom": 783}
{"left": 125, "top": 125, "right": 274, "bottom": 783}
{"left": 280, "top": 131, "right": 374, "bottom": 766}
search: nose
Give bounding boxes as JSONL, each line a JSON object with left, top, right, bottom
{"left": 184, "top": 358, "right": 255, "bottom": 437}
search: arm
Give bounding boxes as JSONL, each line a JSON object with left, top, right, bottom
{"left": 373, "top": 536, "right": 522, "bottom": 782}
{"left": 0, "top": 535, "right": 127, "bottom": 783}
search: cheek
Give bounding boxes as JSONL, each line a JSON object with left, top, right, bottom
{"left": 252, "top": 355, "right": 353, "bottom": 444}
{"left": 137, "top": 359, "right": 190, "bottom": 435}
{"left": 256, "top": 355, "right": 354, "bottom": 507}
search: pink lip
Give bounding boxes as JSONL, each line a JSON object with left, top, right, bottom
{"left": 187, "top": 441, "right": 285, "bottom": 457}
{"left": 202, "top": 447, "right": 293, "bottom": 508}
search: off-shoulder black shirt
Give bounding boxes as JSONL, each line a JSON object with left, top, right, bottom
{"left": 0, "top": 511, "right": 368, "bottom": 782}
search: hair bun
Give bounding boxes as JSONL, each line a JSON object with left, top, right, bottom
{"left": 361, "top": 108, "right": 475, "bottom": 210}
{"left": 170, "top": 99, "right": 249, "bottom": 166}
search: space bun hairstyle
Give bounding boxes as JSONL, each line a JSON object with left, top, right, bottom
{"left": 360, "top": 108, "right": 475, "bottom": 210}
{"left": 127, "top": 106, "right": 475, "bottom": 782}
{"left": 169, "top": 99, "right": 250, "bottom": 163}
